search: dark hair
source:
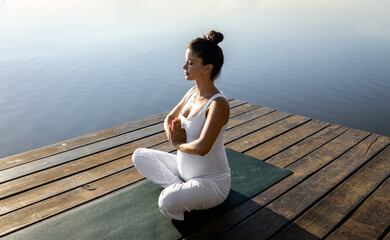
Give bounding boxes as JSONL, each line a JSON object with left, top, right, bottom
{"left": 187, "top": 30, "right": 224, "bottom": 81}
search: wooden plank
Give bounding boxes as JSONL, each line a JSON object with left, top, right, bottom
{"left": 224, "top": 111, "right": 292, "bottom": 144}
{"left": 142, "top": 108, "right": 288, "bottom": 156}
{"left": 0, "top": 167, "right": 144, "bottom": 237}
{"left": 0, "top": 111, "right": 169, "bottom": 170}
{"left": 326, "top": 177, "right": 390, "bottom": 240}
{"left": 0, "top": 101, "right": 250, "bottom": 176}
{"left": 0, "top": 107, "right": 295, "bottom": 236}
{"left": 145, "top": 110, "right": 291, "bottom": 156}
{"left": 226, "top": 115, "right": 311, "bottom": 152}
{"left": 150, "top": 142, "right": 176, "bottom": 154}
{"left": 266, "top": 125, "right": 348, "bottom": 167}
{"left": 0, "top": 133, "right": 167, "bottom": 199}
{"left": 228, "top": 107, "right": 275, "bottom": 129}
{"left": 245, "top": 120, "right": 330, "bottom": 161}
{"left": 0, "top": 99, "right": 240, "bottom": 170}
{"left": 220, "top": 134, "right": 389, "bottom": 240}
{"left": 0, "top": 104, "right": 269, "bottom": 199}
{"left": 272, "top": 145, "right": 390, "bottom": 239}
{"left": 228, "top": 103, "right": 266, "bottom": 120}
{"left": 228, "top": 99, "right": 247, "bottom": 108}
{"left": 229, "top": 103, "right": 261, "bottom": 118}
{"left": 186, "top": 129, "right": 380, "bottom": 240}
{"left": 0, "top": 154, "right": 134, "bottom": 215}
{"left": 2, "top": 119, "right": 248, "bottom": 236}
{"left": 3, "top": 99, "right": 389, "bottom": 239}
{"left": 149, "top": 111, "right": 296, "bottom": 157}
{"left": 0, "top": 104, "right": 275, "bottom": 214}
{"left": 0, "top": 123, "right": 165, "bottom": 184}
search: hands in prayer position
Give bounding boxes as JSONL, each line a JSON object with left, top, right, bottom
{"left": 168, "top": 118, "right": 186, "bottom": 148}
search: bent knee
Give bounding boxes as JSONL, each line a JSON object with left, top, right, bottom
{"left": 158, "top": 186, "right": 178, "bottom": 212}
{"left": 158, "top": 186, "right": 185, "bottom": 220}
{"left": 132, "top": 148, "right": 147, "bottom": 167}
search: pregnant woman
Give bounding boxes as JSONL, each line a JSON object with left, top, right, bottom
{"left": 132, "top": 30, "right": 231, "bottom": 221}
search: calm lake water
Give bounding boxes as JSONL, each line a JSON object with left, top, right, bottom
{"left": 1, "top": 0, "right": 390, "bottom": 158}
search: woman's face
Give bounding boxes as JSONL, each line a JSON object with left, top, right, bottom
{"left": 182, "top": 48, "right": 207, "bottom": 81}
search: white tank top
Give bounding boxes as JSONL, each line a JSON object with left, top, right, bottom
{"left": 177, "top": 87, "right": 231, "bottom": 181}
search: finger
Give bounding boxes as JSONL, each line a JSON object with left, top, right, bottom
{"left": 172, "top": 119, "right": 177, "bottom": 131}
{"left": 175, "top": 119, "right": 182, "bottom": 132}
{"left": 172, "top": 118, "right": 177, "bottom": 127}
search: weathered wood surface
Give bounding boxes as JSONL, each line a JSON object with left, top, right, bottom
{"left": 1, "top": 99, "right": 389, "bottom": 239}
{"left": 272, "top": 145, "right": 390, "bottom": 240}
{"left": 325, "top": 176, "right": 390, "bottom": 240}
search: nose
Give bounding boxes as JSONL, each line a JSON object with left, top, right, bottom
{"left": 182, "top": 62, "right": 187, "bottom": 70}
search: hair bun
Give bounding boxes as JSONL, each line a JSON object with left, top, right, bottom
{"left": 206, "top": 30, "right": 224, "bottom": 44}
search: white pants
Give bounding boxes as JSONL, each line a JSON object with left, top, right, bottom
{"left": 132, "top": 148, "right": 230, "bottom": 221}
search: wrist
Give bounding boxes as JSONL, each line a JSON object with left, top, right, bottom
{"left": 174, "top": 141, "right": 184, "bottom": 150}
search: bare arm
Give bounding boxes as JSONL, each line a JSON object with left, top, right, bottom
{"left": 170, "top": 97, "right": 230, "bottom": 156}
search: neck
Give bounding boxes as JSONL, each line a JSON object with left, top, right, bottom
{"left": 194, "top": 78, "right": 218, "bottom": 99}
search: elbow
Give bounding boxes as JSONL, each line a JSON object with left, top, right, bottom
{"left": 198, "top": 150, "right": 208, "bottom": 156}
{"left": 196, "top": 143, "right": 211, "bottom": 156}
{"left": 198, "top": 150, "right": 209, "bottom": 157}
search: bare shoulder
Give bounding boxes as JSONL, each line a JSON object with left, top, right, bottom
{"left": 207, "top": 96, "right": 230, "bottom": 121}
{"left": 210, "top": 96, "right": 229, "bottom": 110}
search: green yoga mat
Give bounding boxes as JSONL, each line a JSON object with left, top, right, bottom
{"left": 5, "top": 148, "right": 292, "bottom": 240}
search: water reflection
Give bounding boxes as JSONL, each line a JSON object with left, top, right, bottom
{"left": 0, "top": 0, "right": 389, "bottom": 158}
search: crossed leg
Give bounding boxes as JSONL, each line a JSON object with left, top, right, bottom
{"left": 132, "top": 148, "right": 227, "bottom": 221}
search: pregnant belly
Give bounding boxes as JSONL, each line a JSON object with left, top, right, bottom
{"left": 177, "top": 151, "right": 214, "bottom": 180}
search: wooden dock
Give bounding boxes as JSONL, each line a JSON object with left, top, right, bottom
{"left": 1, "top": 99, "right": 389, "bottom": 239}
